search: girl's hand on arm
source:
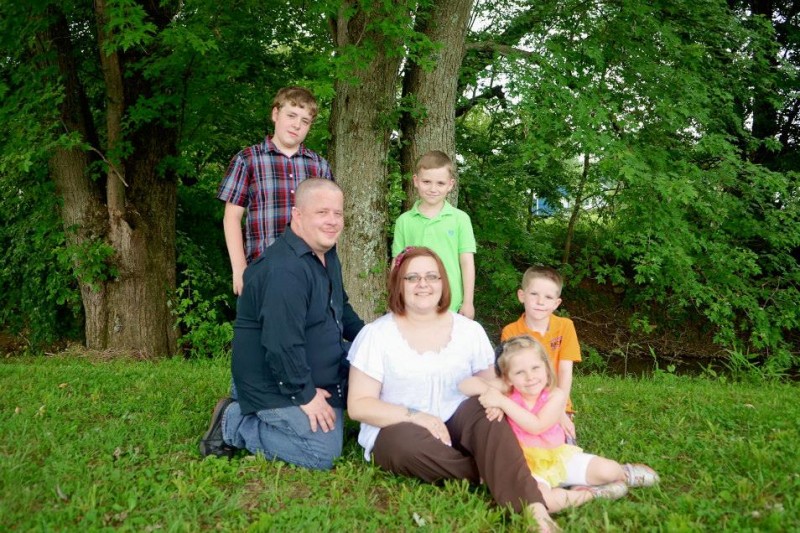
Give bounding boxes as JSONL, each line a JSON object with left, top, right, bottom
{"left": 478, "top": 387, "right": 508, "bottom": 409}
{"left": 485, "top": 406, "right": 505, "bottom": 422}
{"left": 470, "top": 369, "right": 508, "bottom": 421}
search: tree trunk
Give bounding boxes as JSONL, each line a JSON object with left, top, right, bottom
{"left": 562, "top": 153, "right": 589, "bottom": 266}
{"left": 329, "top": 2, "right": 409, "bottom": 321}
{"left": 750, "top": 0, "right": 780, "bottom": 166}
{"left": 400, "top": 0, "right": 475, "bottom": 208}
{"left": 45, "top": 2, "right": 178, "bottom": 356}
{"left": 98, "top": 123, "right": 178, "bottom": 356}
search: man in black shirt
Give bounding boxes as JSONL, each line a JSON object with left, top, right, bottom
{"left": 200, "top": 178, "right": 364, "bottom": 469}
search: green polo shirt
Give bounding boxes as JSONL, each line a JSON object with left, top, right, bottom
{"left": 392, "top": 200, "right": 476, "bottom": 311}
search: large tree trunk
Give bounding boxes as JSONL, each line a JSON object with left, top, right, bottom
{"left": 400, "top": 0, "right": 474, "bottom": 208}
{"left": 46, "top": 2, "right": 178, "bottom": 356}
{"left": 328, "top": 2, "right": 409, "bottom": 321}
{"left": 96, "top": 123, "right": 178, "bottom": 356}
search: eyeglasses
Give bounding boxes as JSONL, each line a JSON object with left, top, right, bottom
{"left": 403, "top": 273, "right": 442, "bottom": 284}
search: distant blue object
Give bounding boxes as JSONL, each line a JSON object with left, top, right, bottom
{"left": 532, "top": 186, "right": 569, "bottom": 217}
{"left": 533, "top": 197, "right": 556, "bottom": 216}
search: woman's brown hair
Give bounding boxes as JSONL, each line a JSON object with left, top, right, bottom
{"left": 388, "top": 247, "right": 451, "bottom": 315}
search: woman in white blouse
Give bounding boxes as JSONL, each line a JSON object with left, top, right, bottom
{"left": 347, "top": 247, "right": 553, "bottom": 531}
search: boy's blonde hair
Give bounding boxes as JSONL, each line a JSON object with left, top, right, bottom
{"left": 495, "top": 335, "right": 556, "bottom": 389}
{"left": 521, "top": 265, "right": 564, "bottom": 296}
{"left": 416, "top": 150, "right": 454, "bottom": 179}
{"left": 272, "top": 86, "right": 319, "bottom": 120}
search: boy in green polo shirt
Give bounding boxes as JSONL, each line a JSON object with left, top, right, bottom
{"left": 392, "top": 151, "right": 477, "bottom": 318}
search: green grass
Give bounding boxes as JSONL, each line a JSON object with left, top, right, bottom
{"left": 1, "top": 354, "right": 798, "bottom": 532}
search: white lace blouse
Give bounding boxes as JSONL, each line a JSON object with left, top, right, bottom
{"left": 347, "top": 312, "right": 494, "bottom": 460}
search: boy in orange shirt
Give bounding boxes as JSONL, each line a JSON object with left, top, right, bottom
{"left": 501, "top": 266, "right": 581, "bottom": 443}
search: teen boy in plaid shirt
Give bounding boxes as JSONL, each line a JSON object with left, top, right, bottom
{"left": 217, "top": 86, "right": 333, "bottom": 294}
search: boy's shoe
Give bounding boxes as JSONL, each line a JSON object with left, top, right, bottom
{"left": 623, "top": 463, "right": 660, "bottom": 487}
{"left": 199, "top": 397, "right": 237, "bottom": 458}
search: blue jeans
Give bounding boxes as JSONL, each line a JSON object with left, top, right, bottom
{"left": 221, "top": 400, "right": 343, "bottom": 470}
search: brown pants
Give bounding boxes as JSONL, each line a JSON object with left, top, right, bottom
{"left": 372, "top": 397, "right": 544, "bottom": 513}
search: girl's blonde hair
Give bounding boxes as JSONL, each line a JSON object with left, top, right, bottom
{"left": 495, "top": 335, "right": 556, "bottom": 389}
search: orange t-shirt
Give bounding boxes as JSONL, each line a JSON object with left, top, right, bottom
{"left": 501, "top": 314, "right": 581, "bottom": 412}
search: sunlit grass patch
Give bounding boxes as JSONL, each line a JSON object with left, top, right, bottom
{"left": 1, "top": 355, "right": 798, "bottom": 531}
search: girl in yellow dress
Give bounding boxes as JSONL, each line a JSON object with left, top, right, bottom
{"left": 459, "top": 335, "right": 658, "bottom": 512}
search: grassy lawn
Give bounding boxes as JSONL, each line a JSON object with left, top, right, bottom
{"left": 1, "top": 354, "right": 797, "bottom": 532}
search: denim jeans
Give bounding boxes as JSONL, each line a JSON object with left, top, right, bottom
{"left": 221, "top": 400, "right": 343, "bottom": 470}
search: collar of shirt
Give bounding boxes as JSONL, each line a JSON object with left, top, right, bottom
{"left": 410, "top": 199, "right": 455, "bottom": 220}
{"left": 283, "top": 224, "right": 338, "bottom": 263}
{"left": 262, "top": 135, "right": 311, "bottom": 158}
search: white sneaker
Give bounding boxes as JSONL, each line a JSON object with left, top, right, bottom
{"left": 573, "top": 481, "right": 629, "bottom": 500}
{"left": 623, "top": 463, "right": 660, "bottom": 487}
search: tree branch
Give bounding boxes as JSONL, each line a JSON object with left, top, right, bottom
{"left": 465, "top": 40, "right": 537, "bottom": 59}
{"left": 455, "top": 84, "right": 506, "bottom": 117}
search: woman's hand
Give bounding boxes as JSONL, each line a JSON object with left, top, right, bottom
{"left": 409, "top": 411, "right": 452, "bottom": 446}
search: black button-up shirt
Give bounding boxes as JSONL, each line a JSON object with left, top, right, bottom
{"left": 231, "top": 226, "right": 364, "bottom": 415}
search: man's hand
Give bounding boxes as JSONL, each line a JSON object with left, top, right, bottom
{"left": 300, "top": 388, "right": 336, "bottom": 433}
{"left": 232, "top": 264, "right": 245, "bottom": 295}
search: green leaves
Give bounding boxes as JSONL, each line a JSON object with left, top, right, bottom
{"left": 0, "top": 172, "right": 82, "bottom": 348}
{"left": 101, "top": 0, "right": 157, "bottom": 53}
{"left": 458, "top": 0, "right": 800, "bottom": 368}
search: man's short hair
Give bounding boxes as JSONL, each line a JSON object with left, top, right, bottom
{"left": 272, "top": 86, "right": 319, "bottom": 120}
{"left": 521, "top": 265, "right": 564, "bottom": 295}
{"left": 415, "top": 150, "right": 454, "bottom": 179}
{"left": 294, "top": 178, "right": 342, "bottom": 207}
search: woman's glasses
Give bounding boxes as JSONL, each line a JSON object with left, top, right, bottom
{"left": 403, "top": 273, "right": 442, "bottom": 284}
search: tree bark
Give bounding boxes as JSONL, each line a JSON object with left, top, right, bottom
{"left": 400, "top": 0, "right": 475, "bottom": 208}
{"left": 562, "top": 153, "right": 589, "bottom": 266}
{"left": 45, "top": 2, "right": 178, "bottom": 356}
{"left": 329, "top": 1, "right": 408, "bottom": 321}
{"left": 750, "top": 0, "right": 780, "bottom": 166}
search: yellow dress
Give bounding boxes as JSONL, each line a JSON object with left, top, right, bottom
{"left": 522, "top": 444, "right": 582, "bottom": 486}
{"left": 507, "top": 389, "right": 581, "bottom": 486}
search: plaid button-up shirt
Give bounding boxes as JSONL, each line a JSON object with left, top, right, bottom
{"left": 217, "top": 136, "right": 334, "bottom": 263}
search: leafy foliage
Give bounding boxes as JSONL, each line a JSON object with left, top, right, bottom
{"left": 0, "top": 170, "right": 82, "bottom": 348}
{"left": 173, "top": 186, "right": 233, "bottom": 359}
{"left": 1, "top": 0, "right": 798, "bottom": 366}
{"left": 460, "top": 0, "right": 800, "bottom": 368}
